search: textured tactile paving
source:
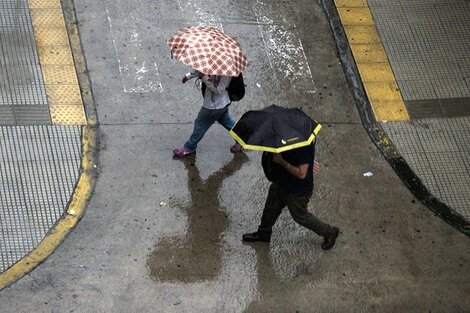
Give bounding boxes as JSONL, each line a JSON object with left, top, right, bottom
{"left": 382, "top": 118, "right": 470, "bottom": 220}
{"left": 0, "top": 0, "right": 86, "bottom": 126}
{"left": 0, "top": 0, "right": 86, "bottom": 276}
{"left": 50, "top": 105, "right": 86, "bottom": 125}
{"left": 0, "top": 0, "right": 48, "bottom": 127}
{"left": 0, "top": 125, "right": 81, "bottom": 272}
{"left": 362, "top": 0, "right": 470, "bottom": 223}
{"left": 366, "top": 0, "right": 470, "bottom": 222}
{"left": 368, "top": 0, "right": 470, "bottom": 111}
{"left": 406, "top": 98, "right": 470, "bottom": 119}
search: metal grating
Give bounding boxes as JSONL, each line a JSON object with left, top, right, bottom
{"left": 382, "top": 118, "right": 470, "bottom": 220}
{"left": 15, "top": 105, "right": 51, "bottom": 125}
{"left": 0, "top": 125, "right": 81, "bottom": 272}
{"left": 0, "top": 0, "right": 48, "bottom": 108}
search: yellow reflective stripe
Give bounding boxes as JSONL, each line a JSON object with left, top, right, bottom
{"left": 229, "top": 123, "right": 322, "bottom": 153}
{"left": 313, "top": 123, "right": 322, "bottom": 136}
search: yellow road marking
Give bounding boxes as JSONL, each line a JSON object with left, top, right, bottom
{"left": 335, "top": 0, "right": 409, "bottom": 121}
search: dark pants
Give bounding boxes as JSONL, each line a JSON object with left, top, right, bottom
{"left": 258, "top": 182, "right": 335, "bottom": 237}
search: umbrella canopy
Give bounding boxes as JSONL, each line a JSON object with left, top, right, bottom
{"left": 167, "top": 26, "right": 248, "bottom": 77}
{"left": 230, "top": 104, "right": 322, "bottom": 153}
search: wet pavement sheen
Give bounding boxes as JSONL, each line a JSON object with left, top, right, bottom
{"left": 147, "top": 154, "right": 249, "bottom": 282}
{"left": 0, "top": 0, "right": 469, "bottom": 311}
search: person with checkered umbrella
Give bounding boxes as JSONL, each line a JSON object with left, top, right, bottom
{"left": 167, "top": 26, "right": 248, "bottom": 158}
{"left": 172, "top": 70, "right": 242, "bottom": 157}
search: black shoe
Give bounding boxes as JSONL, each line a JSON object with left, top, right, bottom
{"left": 321, "top": 227, "right": 339, "bottom": 250}
{"left": 242, "top": 231, "right": 271, "bottom": 243}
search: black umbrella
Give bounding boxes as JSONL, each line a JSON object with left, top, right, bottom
{"left": 229, "top": 104, "right": 322, "bottom": 153}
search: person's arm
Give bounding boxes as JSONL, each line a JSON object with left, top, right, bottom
{"left": 272, "top": 153, "right": 309, "bottom": 180}
{"left": 313, "top": 159, "right": 320, "bottom": 174}
{"left": 182, "top": 70, "right": 200, "bottom": 83}
{"left": 200, "top": 75, "right": 230, "bottom": 94}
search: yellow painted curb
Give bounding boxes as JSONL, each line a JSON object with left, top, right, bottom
{"left": 335, "top": 0, "right": 409, "bottom": 121}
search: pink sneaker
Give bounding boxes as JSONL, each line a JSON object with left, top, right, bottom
{"left": 230, "top": 143, "right": 243, "bottom": 153}
{"left": 173, "top": 145, "right": 195, "bottom": 157}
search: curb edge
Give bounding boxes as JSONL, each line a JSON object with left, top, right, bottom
{"left": 321, "top": 0, "right": 470, "bottom": 237}
{"left": 0, "top": 0, "right": 99, "bottom": 290}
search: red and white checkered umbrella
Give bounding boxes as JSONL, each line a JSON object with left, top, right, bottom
{"left": 167, "top": 26, "right": 248, "bottom": 77}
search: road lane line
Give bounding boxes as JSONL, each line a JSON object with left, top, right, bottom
{"left": 105, "top": 4, "right": 163, "bottom": 93}
{"left": 253, "top": 0, "right": 316, "bottom": 93}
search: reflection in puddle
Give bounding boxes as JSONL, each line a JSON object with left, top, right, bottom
{"left": 243, "top": 240, "right": 315, "bottom": 313}
{"left": 147, "top": 153, "right": 248, "bottom": 282}
{"left": 243, "top": 244, "right": 277, "bottom": 313}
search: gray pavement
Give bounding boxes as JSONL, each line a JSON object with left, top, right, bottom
{"left": 1, "top": 0, "right": 469, "bottom": 312}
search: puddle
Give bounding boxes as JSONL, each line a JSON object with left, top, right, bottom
{"left": 147, "top": 153, "right": 248, "bottom": 282}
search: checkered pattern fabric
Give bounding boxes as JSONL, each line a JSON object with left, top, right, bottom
{"left": 167, "top": 26, "right": 248, "bottom": 77}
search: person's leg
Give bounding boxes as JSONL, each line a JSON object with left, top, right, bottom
{"left": 217, "top": 107, "right": 235, "bottom": 130}
{"left": 286, "top": 193, "right": 339, "bottom": 249}
{"left": 217, "top": 107, "right": 242, "bottom": 153}
{"left": 243, "top": 182, "right": 286, "bottom": 242}
{"left": 184, "top": 107, "right": 217, "bottom": 150}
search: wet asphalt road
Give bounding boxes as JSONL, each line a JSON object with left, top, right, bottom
{"left": 1, "top": 0, "right": 469, "bottom": 312}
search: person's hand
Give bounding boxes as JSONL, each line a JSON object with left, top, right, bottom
{"left": 313, "top": 159, "right": 320, "bottom": 174}
{"left": 272, "top": 153, "right": 283, "bottom": 164}
{"left": 182, "top": 76, "right": 189, "bottom": 83}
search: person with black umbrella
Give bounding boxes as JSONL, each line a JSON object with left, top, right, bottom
{"left": 231, "top": 105, "right": 340, "bottom": 250}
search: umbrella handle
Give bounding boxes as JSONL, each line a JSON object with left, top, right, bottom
{"left": 170, "top": 46, "right": 177, "bottom": 59}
